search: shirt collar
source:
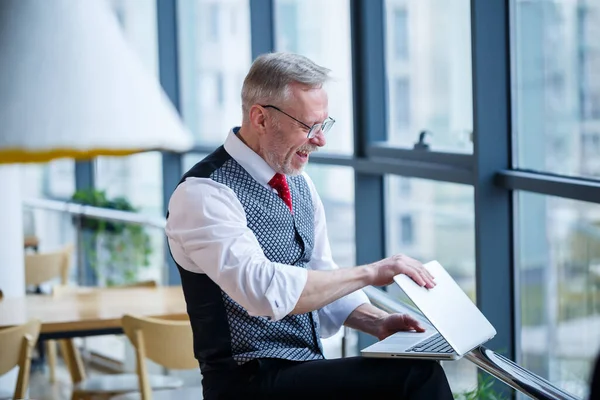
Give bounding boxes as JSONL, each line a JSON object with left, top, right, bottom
{"left": 224, "top": 127, "right": 276, "bottom": 188}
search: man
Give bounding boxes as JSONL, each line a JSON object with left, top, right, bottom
{"left": 166, "top": 52, "right": 453, "bottom": 399}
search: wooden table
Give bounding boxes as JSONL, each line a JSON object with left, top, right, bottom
{"left": 0, "top": 286, "right": 187, "bottom": 340}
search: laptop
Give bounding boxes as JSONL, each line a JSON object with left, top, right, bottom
{"left": 361, "top": 260, "right": 496, "bottom": 360}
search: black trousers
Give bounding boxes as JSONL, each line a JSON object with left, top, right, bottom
{"left": 202, "top": 357, "right": 454, "bottom": 400}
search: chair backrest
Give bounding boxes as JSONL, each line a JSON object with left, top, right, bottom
{"left": 24, "top": 244, "right": 73, "bottom": 286}
{"left": 122, "top": 314, "right": 197, "bottom": 400}
{"left": 121, "top": 314, "right": 197, "bottom": 370}
{"left": 0, "top": 319, "right": 41, "bottom": 399}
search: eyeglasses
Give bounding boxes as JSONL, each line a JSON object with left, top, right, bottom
{"left": 261, "top": 104, "right": 335, "bottom": 139}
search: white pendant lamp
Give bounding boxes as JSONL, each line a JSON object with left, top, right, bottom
{"left": 0, "top": 0, "right": 193, "bottom": 163}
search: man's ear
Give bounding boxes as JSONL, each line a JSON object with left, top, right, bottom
{"left": 249, "top": 105, "right": 268, "bottom": 134}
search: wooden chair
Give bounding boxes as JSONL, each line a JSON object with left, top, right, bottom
{"left": 122, "top": 314, "right": 198, "bottom": 400}
{"left": 24, "top": 244, "right": 73, "bottom": 383}
{"left": 0, "top": 319, "right": 41, "bottom": 400}
{"left": 24, "top": 244, "right": 73, "bottom": 288}
{"left": 53, "top": 280, "right": 160, "bottom": 387}
{"left": 69, "top": 313, "right": 195, "bottom": 400}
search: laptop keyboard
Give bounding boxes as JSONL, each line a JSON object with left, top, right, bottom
{"left": 407, "top": 333, "right": 454, "bottom": 353}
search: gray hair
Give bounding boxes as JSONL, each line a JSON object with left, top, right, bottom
{"left": 241, "top": 52, "right": 331, "bottom": 123}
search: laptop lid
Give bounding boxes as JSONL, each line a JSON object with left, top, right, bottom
{"left": 393, "top": 260, "right": 496, "bottom": 356}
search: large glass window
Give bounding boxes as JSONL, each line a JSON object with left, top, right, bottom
{"left": 178, "top": 0, "right": 252, "bottom": 145}
{"left": 385, "top": 176, "right": 476, "bottom": 393}
{"left": 512, "top": 0, "right": 600, "bottom": 179}
{"left": 20, "top": 160, "right": 75, "bottom": 201}
{"left": 274, "top": 0, "right": 354, "bottom": 155}
{"left": 305, "top": 164, "right": 355, "bottom": 268}
{"left": 384, "top": 0, "right": 473, "bottom": 153}
{"left": 182, "top": 152, "right": 208, "bottom": 172}
{"left": 20, "top": 160, "right": 76, "bottom": 254}
{"left": 517, "top": 192, "right": 600, "bottom": 398}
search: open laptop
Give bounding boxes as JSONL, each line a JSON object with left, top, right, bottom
{"left": 361, "top": 260, "right": 496, "bottom": 361}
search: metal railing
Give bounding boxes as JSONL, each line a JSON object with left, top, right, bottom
{"left": 23, "top": 197, "right": 166, "bottom": 228}
{"left": 363, "top": 286, "right": 581, "bottom": 400}
{"left": 23, "top": 197, "right": 583, "bottom": 400}
{"left": 23, "top": 197, "right": 167, "bottom": 285}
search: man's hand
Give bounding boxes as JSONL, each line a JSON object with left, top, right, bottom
{"left": 367, "top": 254, "right": 436, "bottom": 288}
{"left": 375, "top": 313, "right": 426, "bottom": 340}
{"left": 292, "top": 254, "right": 433, "bottom": 316}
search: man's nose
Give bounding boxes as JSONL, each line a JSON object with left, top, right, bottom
{"left": 309, "top": 130, "right": 326, "bottom": 147}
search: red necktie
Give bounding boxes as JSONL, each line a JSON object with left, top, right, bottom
{"left": 268, "top": 173, "right": 293, "bottom": 212}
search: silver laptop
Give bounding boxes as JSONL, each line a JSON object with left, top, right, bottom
{"left": 361, "top": 260, "right": 496, "bottom": 360}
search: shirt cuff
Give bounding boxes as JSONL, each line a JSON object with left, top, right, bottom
{"left": 318, "top": 289, "right": 370, "bottom": 338}
{"left": 262, "top": 263, "right": 308, "bottom": 321}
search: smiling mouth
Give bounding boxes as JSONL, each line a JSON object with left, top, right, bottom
{"left": 296, "top": 150, "right": 309, "bottom": 159}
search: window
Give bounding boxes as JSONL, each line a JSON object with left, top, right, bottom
{"left": 385, "top": 0, "right": 473, "bottom": 153}
{"left": 216, "top": 72, "right": 225, "bottom": 106}
{"left": 399, "top": 215, "right": 414, "bottom": 245}
{"left": 208, "top": 2, "right": 220, "bottom": 41}
{"left": 182, "top": 152, "right": 209, "bottom": 172}
{"left": 397, "top": 176, "right": 411, "bottom": 196}
{"left": 512, "top": 0, "right": 600, "bottom": 179}
{"left": 20, "top": 160, "right": 76, "bottom": 253}
{"left": 385, "top": 176, "right": 476, "bottom": 393}
{"left": 304, "top": 164, "right": 355, "bottom": 268}
{"left": 274, "top": 0, "right": 354, "bottom": 155}
{"left": 20, "top": 160, "right": 75, "bottom": 200}
{"left": 275, "top": 1, "right": 299, "bottom": 53}
{"left": 393, "top": 8, "right": 409, "bottom": 61}
{"left": 517, "top": 192, "right": 600, "bottom": 399}
{"left": 394, "top": 78, "right": 410, "bottom": 132}
{"left": 178, "top": 0, "right": 251, "bottom": 145}
{"left": 386, "top": 176, "right": 475, "bottom": 299}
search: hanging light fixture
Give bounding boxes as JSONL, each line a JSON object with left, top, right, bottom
{"left": 0, "top": 0, "right": 193, "bottom": 162}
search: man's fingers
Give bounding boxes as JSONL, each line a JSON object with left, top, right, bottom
{"left": 409, "top": 268, "right": 435, "bottom": 288}
{"left": 409, "top": 269, "right": 427, "bottom": 287}
{"left": 404, "top": 315, "right": 426, "bottom": 332}
{"left": 416, "top": 267, "right": 436, "bottom": 288}
{"left": 424, "top": 268, "right": 435, "bottom": 281}
{"left": 418, "top": 270, "right": 435, "bottom": 288}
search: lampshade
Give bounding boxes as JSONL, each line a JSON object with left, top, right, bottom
{"left": 0, "top": 0, "right": 193, "bottom": 164}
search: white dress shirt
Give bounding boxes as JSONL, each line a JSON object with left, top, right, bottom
{"left": 166, "top": 129, "right": 369, "bottom": 338}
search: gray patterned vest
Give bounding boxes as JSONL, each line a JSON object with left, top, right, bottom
{"left": 170, "top": 144, "right": 324, "bottom": 373}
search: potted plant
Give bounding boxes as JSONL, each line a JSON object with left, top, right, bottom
{"left": 71, "top": 189, "right": 152, "bottom": 286}
{"left": 453, "top": 374, "right": 508, "bottom": 400}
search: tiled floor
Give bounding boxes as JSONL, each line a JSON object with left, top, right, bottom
{"left": 29, "top": 359, "right": 84, "bottom": 400}
{"left": 28, "top": 357, "right": 202, "bottom": 400}
{"left": 25, "top": 331, "right": 347, "bottom": 400}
